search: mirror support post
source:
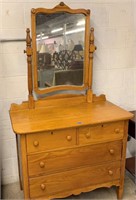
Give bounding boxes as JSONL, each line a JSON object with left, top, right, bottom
{"left": 24, "top": 28, "right": 35, "bottom": 109}
{"left": 87, "top": 27, "right": 96, "bottom": 103}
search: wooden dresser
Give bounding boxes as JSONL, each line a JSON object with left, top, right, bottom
{"left": 10, "top": 97, "right": 133, "bottom": 199}
{"left": 9, "top": 2, "right": 133, "bottom": 199}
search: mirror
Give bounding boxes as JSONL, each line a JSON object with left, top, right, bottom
{"left": 31, "top": 3, "right": 90, "bottom": 94}
{"left": 36, "top": 12, "right": 85, "bottom": 88}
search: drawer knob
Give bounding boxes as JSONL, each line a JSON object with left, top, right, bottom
{"left": 115, "top": 128, "right": 120, "bottom": 134}
{"left": 86, "top": 133, "right": 91, "bottom": 139}
{"left": 40, "top": 184, "right": 46, "bottom": 190}
{"left": 109, "top": 149, "right": 114, "bottom": 155}
{"left": 66, "top": 135, "right": 72, "bottom": 141}
{"left": 39, "top": 161, "right": 45, "bottom": 168}
{"left": 33, "top": 141, "right": 39, "bottom": 147}
{"left": 108, "top": 170, "right": 113, "bottom": 176}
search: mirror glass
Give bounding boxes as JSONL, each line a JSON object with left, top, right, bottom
{"left": 36, "top": 12, "right": 85, "bottom": 89}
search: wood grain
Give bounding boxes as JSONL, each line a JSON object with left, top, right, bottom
{"left": 78, "top": 121, "right": 124, "bottom": 144}
{"left": 26, "top": 128, "right": 76, "bottom": 153}
{"left": 87, "top": 28, "right": 96, "bottom": 102}
{"left": 33, "top": 180, "right": 120, "bottom": 200}
{"left": 24, "top": 28, "right": 34, "bottom": 109}
{"left": 10, "top": 99, "right": 133, "bottom": 134}
{"left": 27, "top": 140, "right": 122, "bottom": 177}
{"left": 29, "top": 161, "right": 121, "bottom": 199}
{"left": 20, "top": 135, "right": 30, "bottom": 199}
{"left": 116, "top": 121, "right": 129, "bottom": 200}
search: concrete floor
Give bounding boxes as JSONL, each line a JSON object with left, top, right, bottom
{"left": 1, "top": 173, "right": 136, "bottom": 199}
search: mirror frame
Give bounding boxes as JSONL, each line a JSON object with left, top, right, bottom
{"left": 31, "top": 2, "right": 90, "bottom": 95}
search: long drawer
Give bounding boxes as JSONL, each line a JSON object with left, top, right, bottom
{"left": 29, "top": 161, "right": 121, "bottom": 198}
{"left": 28, "top": 140, "right": 122, "bottom": 177}
{"left": 78, "top": 121, "right": 124, "bottom": 145}
{"left": 26, "top": 128, "right": 76, "bottom": 153}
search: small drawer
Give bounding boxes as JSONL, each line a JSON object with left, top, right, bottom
{"left": 26, "top": 128, "right": 76, "bottom": 153}
{"left": 28, "top": 140, "right": 122, "bottom": 177}
{"left": 78, "top": 121, "right": 124, "bottom": 145}
{"left": 29, "top": 161, "right": 121, "bottom": 199}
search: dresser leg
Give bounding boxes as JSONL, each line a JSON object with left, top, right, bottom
{"left": 16, "top": 135, "right": 23, "bottom": 190}
{"left": 116, "top": 186, "right": 123, "bottom": 200}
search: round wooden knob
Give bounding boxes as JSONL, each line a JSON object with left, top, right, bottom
{"left": 108, "top": 170, "right": 113, "bottom": 176}
{"left": 66, "top": 135, "right": 72, "bottom": 141}
{"left": 115, "top": 128, "right": 120, "bottom": 134}
{"left": 109, "top": 149, "right": 114, "bottom": 155}
{"left": 33, "top": 141, "right": 39, "bottom": 147}
{"left": 86, "top": 133, "right": 91, "bottom": 139}
{"left": 39, "top": 161, "right": 45, "bottom": 168}
{"left": 40, "top": 184, "right": 46, "bottom": 190}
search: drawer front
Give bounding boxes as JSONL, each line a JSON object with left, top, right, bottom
{"left": 28, "top": 140, "right": 122, "bottom": 177}
{"left": 29, "top": 161, "right": 121, "bottom": 198}
{"left": 79, "top": 121, "right": 124, "bottom": 145}
{"left": 26, "top": 128, "right": 76, "bottom": 153}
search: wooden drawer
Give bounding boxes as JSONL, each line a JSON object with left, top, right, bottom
{"left": 29, "top": 161, "right": 121, "bottom": 198}
{"left": 28, "top": 140, "right": 122, "bottom": 177}
{"left": 26, "top": 128, "right": 76, "bottom": 153}
{"left": 79, "top": 121, "right": 124, "bottom": 145}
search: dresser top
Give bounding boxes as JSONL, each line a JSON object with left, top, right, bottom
{"left": 9, "top": 97, "right": 133, "bottom": 134}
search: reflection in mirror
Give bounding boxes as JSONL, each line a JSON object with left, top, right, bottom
{"left": 36, "top": 12, "right": 85, "bottom": 89}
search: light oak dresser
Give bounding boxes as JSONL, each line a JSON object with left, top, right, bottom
{"left": 9, "top": 2, "right": 133, "bottom": 200}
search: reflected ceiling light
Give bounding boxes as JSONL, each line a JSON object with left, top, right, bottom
{"left": 51, "top": 27, "right": 63, "bottom": 33}
{"left": 42, "top": 36, "right": 49, "bottom": 40}
{"left": 77, "top": 20, "right": 85, "bottom": 26}
{"left": 65, "top": 27, "right": 85, "bottom": 35}
{"left": 36, "top": 36, "right": 49, "bottom": 41}
{"left": 37, "top": 33, "right": 44, "bottom": 37}
{"left": 36, "top": 38, "right": 41, "bottom": 41}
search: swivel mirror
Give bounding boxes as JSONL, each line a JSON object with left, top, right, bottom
{"left": 31, "top": 2, "right": 90, "bottom": 95}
